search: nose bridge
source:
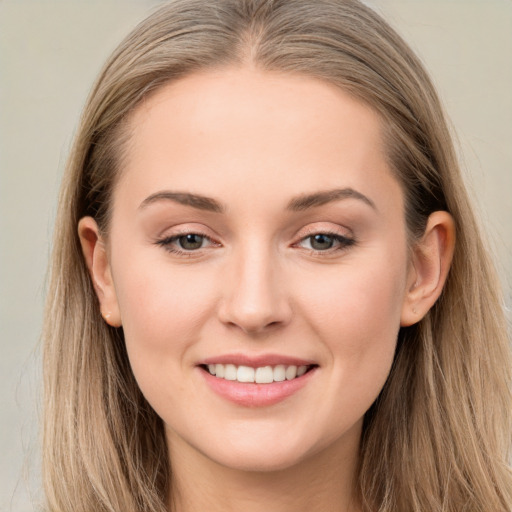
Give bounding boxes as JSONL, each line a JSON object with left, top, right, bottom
{"left": 219, "top": 237, "right": 291, "bottom": 334}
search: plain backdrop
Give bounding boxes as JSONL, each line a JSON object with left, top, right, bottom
{"left": 1, "top": 1, "right": 511, "bottom": 511}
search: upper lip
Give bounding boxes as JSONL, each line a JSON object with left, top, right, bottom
{"left": 198, "top": 353, "right": 317, "bottom": 367}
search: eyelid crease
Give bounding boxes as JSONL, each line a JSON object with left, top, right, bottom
{"left": 296, "top": 223, "right": 353, "bottom": 239}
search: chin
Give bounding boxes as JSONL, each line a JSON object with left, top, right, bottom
{"left": 189, "top": 424, "right": 333, "bottom": 474}
{"left": 204, "top": 444, "right": 309, "bottom": 473}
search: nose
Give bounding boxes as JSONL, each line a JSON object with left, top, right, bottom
{"left": 217, "top": 244, "right": 292, "bottom": 335}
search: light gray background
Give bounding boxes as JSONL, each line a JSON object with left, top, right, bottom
{"left": 1, "top": 1, "right": 511, "bottom": 511}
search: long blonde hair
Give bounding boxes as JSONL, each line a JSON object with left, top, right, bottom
{"left": 43, "top": 1, "right": 512, "bottom": 510}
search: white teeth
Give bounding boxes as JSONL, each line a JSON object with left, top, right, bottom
{"left": 215, "top": 363, "right": 225, "bottom": 378}
{"left": 273, "top": 365, "right": 286, "bottom": 382}
{"left": 237, "top": 365, "right": 255, "bottom": 383}
{"left": 255, "top": 366, "right": 274, "bottom": 384}
{"left": 285, "top": 365, "right": 297, "bottom": 380}
{"left": 297, "top": 365, "right": 307, "bottom": 377}
{"left": 206, "top": 363, "right": 311, "bottom": 383}
{"left": 224, "top": 364, "right": 237, "bottom": 380}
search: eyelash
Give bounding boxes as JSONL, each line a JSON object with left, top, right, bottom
{"left": 156, "top": 232, "right": 219, "bottom": 257}
{"left": 155, "top": 229, "right": 356, "bottom": 257}
{"left": 297, "top": 231, "right": 356, "bottom": 253}
{"left": 155, "top": 230, "right": 356, "bottom": 258}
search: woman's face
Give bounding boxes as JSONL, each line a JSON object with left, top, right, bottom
{"left": 100, "top": 68, "right": 415, "bottom": 471}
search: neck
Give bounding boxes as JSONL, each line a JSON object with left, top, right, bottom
{"left": 166, "top": 426, "right": 362, "bottom": 512}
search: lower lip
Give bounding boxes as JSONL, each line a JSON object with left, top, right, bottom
{"left": 199, "top": 367, "right": 317, "bottom": 407}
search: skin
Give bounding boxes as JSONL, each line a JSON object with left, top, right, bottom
{"left": 79, "top": 67, "right": 454, "bottom": 512}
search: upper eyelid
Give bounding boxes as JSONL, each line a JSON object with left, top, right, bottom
{"left": 297, "top": 221, "right": 353, "bottom": 235}
{"left": 158, "top": 226, "right": 350, "bottom": 241}
{"left": 157, "top": 229, "right": 353, "bottom": 254}
{"left": 155, "top": 223, "right": 218, "bottom": 241}
{"left": 157, "top": 221, "right": 352, "bottom": 240}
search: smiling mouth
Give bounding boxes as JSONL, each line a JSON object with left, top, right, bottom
{"left": 200, "top": 363, "right": 317, "bottom": 384}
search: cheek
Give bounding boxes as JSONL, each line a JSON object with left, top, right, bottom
{"left": 296, "top": 252, "right": 407, "bottom": 400}
{"left": 111, "top": 255, "right": 216, "bottom": 381}
{"left": 300, "top": 254, "right": 406, "bottom": 344}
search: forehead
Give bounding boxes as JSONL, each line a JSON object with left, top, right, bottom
{"left": 115, "top": 67, "right": 401, "bottom": 215}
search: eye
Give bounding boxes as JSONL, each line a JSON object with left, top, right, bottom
{"left": 156, "top": 232, "right": 218, "bottom": 255}
{"left": 306, "top": 233, "right": 336, "bottom": 251}
{"left": 297, "top": 232, "right": 355, "bottom": 253}
{"left": 175, "top": 233, "right": 206, "bottom": 250}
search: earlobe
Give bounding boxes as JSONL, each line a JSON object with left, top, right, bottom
{"left": 78, "top": 217, "right": 122, "bottom": 327}
{"left": 400, "top": 211, "right": 455, "bottom": 327}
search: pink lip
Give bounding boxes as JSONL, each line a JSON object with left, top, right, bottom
{"left": 197, "top": 364, "right": 318, "bottom": 408}
{"left": 199, "top": 353, "right": 316, "bottom": 367}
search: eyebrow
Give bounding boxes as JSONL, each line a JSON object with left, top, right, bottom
{"left": 287, "top": 188, "right": 377, "bottom": 211}
{"left": 139, "top": 191, "right": 225, "bottom": 213}
{"left": 139, "top": 187, "right": 376, "bottom": 213}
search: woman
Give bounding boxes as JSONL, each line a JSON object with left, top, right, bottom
{"left": 42, "top": 1, "right": 512, "bottom": 511}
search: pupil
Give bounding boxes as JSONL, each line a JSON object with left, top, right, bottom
{"left": 311, "top": 234, "right": 333, "bottom": 250}
{"left": 179, "top": 234, "right": 203, "bottom": 250}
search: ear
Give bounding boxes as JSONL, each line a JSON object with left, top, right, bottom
{"left": 78, "top": 216, "right": 122, "bottom": 327}
{"left": 401, "top": 211, "right": 455, "bottom": 327}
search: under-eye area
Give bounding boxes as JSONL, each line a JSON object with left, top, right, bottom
{"left": 200, "top": 364, "right": 318, "bottom": 384}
